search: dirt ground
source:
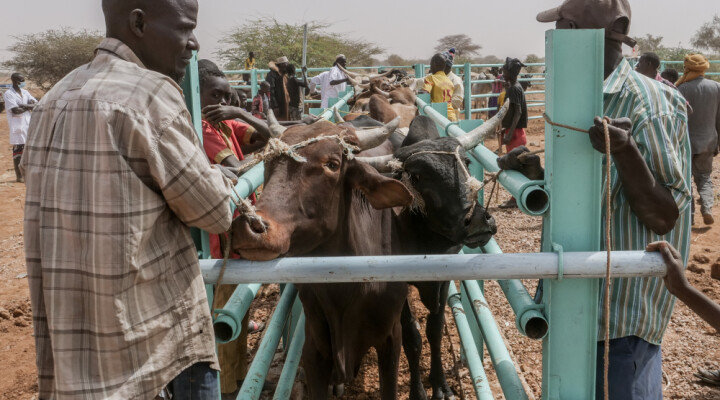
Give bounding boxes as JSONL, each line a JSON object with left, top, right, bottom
{"left": 1, "top": 106, "right": 719, "bottom": 400}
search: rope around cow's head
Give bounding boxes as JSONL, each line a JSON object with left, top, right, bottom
{"left": 388, "top": 146, "right": 486, "bottom": 220}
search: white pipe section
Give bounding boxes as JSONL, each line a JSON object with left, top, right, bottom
{"left": 199, "top": 251, "right": 665, "bottom": 284}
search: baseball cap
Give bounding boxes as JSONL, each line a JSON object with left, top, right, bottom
{"left": 537, "top": 0, "right": 631, "bottom": 33}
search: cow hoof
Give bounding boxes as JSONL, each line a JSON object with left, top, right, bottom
{"left": 409, "top": 390, "right": 428, "bottom": 400}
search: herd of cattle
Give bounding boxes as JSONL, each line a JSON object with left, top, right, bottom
{"left": 229, "top": 68, "right": 514, "bottom": 399}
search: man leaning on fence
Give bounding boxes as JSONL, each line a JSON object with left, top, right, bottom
{"left": 21, "top": 0, "right": 238, "bottom": 398}
{"left": 537, "top": 0, "right": 692, "bottom": 399}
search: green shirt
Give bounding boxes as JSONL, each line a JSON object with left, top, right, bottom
{"left": 599, "top": 58, "right": 692, "bottom": 345}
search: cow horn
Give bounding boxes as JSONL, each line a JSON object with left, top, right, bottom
{"left": 347, "top": 75, "right": 362, "bottom": 87}
{"left": 367, "top": 69, "right": 393, "bottom": 79}
{"left": 358, "top": 83, "right": 371, "bottom": 90}
{"left": 387, "top": 75, "right": 398, "bottom": 84}
{"left": 355, "top": 116, "right": 401, "bottom": 150}
{"left": 356, "top": 154, "right": 397, "bottom": 173}
{"left": 373, "top": 86, "right": 392, "bottom": 98}
{"left": 267, "top": 109, "right": 286, "bottom": 138}
{"left": 333, "top": 108, "right": 345, "bottom": 123}
{"left": 336, "top": 64, "right": 359, "bottom": 79}
{"left": 456, "top": 100, "right": 510, "bottom": 150}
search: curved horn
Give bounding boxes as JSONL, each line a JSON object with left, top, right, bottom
{"left": 367, "top": 69, "right": 393, "bottom": 79}
{"left": 347, "top": 75, "right": 362, "bottom": 87}
{"left": 387, "top": 75, "right": 398, "bottom": 84}
{"left": 333, "top": 108, "right": 345, "bottom": 123}
{"left": 267, "top": 109, "right": 287, "bottom": 138}
{"left": 336, "top": 64, "right": 360, "bottom": 79}
{"left": 356, "top": 154, "right": 397, "bottom": 173}
{"left": 457, "top": 100, "right": 510, "bottom": 150}
{"left": 354, "top": 116, "right": 401, "bottom": 150}
{"left": 373, "top": 86, "right": 392, "bottom": 98}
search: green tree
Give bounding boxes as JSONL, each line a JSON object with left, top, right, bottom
{"left": 3, "top": 28, "right": 103, "bottom": 91}
{"left": 217, "top": 19, "right": 384, "bottom": 70}
{"left": 691, "top": 15, "right": 720, "bottom": 54}
{"left": 433, "top": 34, "right": 482, "bottom": 63}
{"left": 524, "top": 54, "right": 545, "bottom": 73}
{"left": 635, "top": 34, "right": 665, "bottom": 54}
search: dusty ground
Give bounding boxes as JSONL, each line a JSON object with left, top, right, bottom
{"left": 1, "top": 104, "right": 719, "bottom": 399}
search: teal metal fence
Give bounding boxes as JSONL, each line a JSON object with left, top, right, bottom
{"left": 181, "top": 31, "right": 685, "bottom": 399}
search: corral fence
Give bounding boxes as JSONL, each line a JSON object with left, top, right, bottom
{"left": 176, "top": 30, "right": 693, "bottom": 399}
{"left": 224, "top": 58, "right": 720, "bottom": 125}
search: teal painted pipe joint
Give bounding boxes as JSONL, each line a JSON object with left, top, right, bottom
{"left": 497, "top": 280, "right": 548, "bottom": 340}
{"left": 213, "top": 283, "right": 262, "bottom": 344}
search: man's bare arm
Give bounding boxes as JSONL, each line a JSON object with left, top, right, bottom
{"left": 589, "top": 117, "right": 679, "bottom": 235}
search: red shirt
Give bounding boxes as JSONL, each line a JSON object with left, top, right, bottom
{"left": 202, "top": 119, "right": 257, "bottom": 258}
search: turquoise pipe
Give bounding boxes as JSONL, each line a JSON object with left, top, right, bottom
{"left": 213, "top": 283, "right": 262, "bottom": 344}
{"left": 237, "top": 284, "right": 298, "bottom": 400}
{"left": 480, "top": 238, "right": 549, "bottom": 340}
{"left": 415, "top": 96, "right": 549, "bottom": 216}
{"left": 320, "top": 90, "right": 353, "bottom": 121}
{"left": 464, "top": 62, "right": 472, "bottom": 121}
{"left": 447, "top": 282, "right": 495, "bottom": 400}
{"left": 272, "top": 312, "right": 306, "bottom": 400}
{"left": 462, "top": 279, "right": 529, "bottom": 400}
{"left": 230, "top": 163, "right": 265, "bottom": 213}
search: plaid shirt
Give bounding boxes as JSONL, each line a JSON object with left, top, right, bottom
{"left": 22, "top": 38, "right": 233, "bottom": 399}
{"left": 598, "top": 58, "right": 692, "bottom": 345}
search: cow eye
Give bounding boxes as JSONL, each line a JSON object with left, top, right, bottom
{"left": 324, "top": 160, "right": 340, "bottom": 171}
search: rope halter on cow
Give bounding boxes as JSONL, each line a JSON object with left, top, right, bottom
{"left": 387, "top": 146, "right": 485, "bottom": 220}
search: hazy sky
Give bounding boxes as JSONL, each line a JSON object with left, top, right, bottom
{"left": 1, "top": 0, "right": 716, "bottom": 67}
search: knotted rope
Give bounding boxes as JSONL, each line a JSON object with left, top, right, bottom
{"left": 394, "top": 147, "right": 486, "bottom": 220}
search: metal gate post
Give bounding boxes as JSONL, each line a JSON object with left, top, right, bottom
{"left": 250, "top": 69, "right": 258, "bottom": 98}
{"left": 541, "top": 29, "right": 604, "bottom": 400}
{"left": 464, "top": 62, "right": 472, "bottom": 120}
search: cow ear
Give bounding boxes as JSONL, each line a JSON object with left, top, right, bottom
{"left": 345, "top": 160, "right": 413, "bottom": 209}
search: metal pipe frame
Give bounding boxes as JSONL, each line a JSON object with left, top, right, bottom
{"left": 213, "top": 283, "right": 262, "bottom": 343}
{"left": 416, "top": 96, "right": 550, "bottom": 216}
{"left": 237, "top": 285, "right": 299, "bottom": 400}
{"left": 271, "top": 312, "right": 306, "bottom": 400}
{"left": 463, "top": 279, "right": 529, "bottom": 400}
{"left": 481, "top": 238, "right": 549, "bottom": 340}
{"left": 199, "top": 251, "right": 665, "bottom": 284}
{"left": 448, "top": 282, "right": 495, "bottom": 400}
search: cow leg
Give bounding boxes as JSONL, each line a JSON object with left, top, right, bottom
{"left": 421, "top": 282, "right": 456, "bottom": 400}
{"left": 302, "top": 337, "right": 332, "bottom": 400}
{"left": 401, "top": 300, "right": 428, "bottom": 400}
{"left": 376, "top": 321, "right": 402, "bottom": 400}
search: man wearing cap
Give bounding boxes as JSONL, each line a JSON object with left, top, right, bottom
{"left": 309, "top": 54, "right": 349, "bottom": 109}
{"left": 677, "top": 53, "right": 720, "bottom": 226}
{"left": 537, "top": 1, "right": 692, "bottom": 398}
{"left": 266, "top": 56, "right": 290, "bottom": 120}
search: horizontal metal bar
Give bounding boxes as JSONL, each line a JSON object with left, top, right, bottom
{"left": 199, "top": 251, "right": 665, "bottom": 284}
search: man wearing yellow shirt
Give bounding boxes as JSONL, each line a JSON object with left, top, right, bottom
{"left": 242, "top": 51, "right": 255, "bottom": 83}
{"left": 422, "top": 53, "right": 457, "bottom": 121}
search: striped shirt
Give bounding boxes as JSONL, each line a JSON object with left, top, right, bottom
{"left": 22, "top": 38, "right": 233, "bottom": 399}
{"left": 598, "top": 58, "right": 692, "bottom": 345}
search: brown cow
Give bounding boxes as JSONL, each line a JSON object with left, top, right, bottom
{"left": 369, "top": 94, "right": 417, "bottom": 129}
{"left": 232, "top": 118, "right": 413, "bottom": 399}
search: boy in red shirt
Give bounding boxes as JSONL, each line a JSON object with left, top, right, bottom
{"left": 198, "top": 60, "right": 271, "bottom": 395}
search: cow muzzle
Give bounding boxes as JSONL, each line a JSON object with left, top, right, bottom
{"left": 231, "top": 213, "right": 290, "bottom": 261}
{"left": 463, "top": 209, "right": 497, "bottom": 248}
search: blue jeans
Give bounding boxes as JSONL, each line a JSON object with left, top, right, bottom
{"left": 596, "top": 336, "right": 662, "bottom": 400}
{"left": 170, "top": 362, "right": 219, "bottom": 400}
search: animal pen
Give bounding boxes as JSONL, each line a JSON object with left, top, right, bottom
{"left": 182, "top": 30, "right": 671, "bottom": 399}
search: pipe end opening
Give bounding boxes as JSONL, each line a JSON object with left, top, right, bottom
{"left": 525, "top": 317, "right": 549, "bottom": 340}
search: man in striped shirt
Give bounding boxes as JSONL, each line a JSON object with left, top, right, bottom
{"left": 22, "top": 0, "right": 237, "bottom": 398}
{"left": 538, "top": 0, "right": 692, "bottom": 398}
